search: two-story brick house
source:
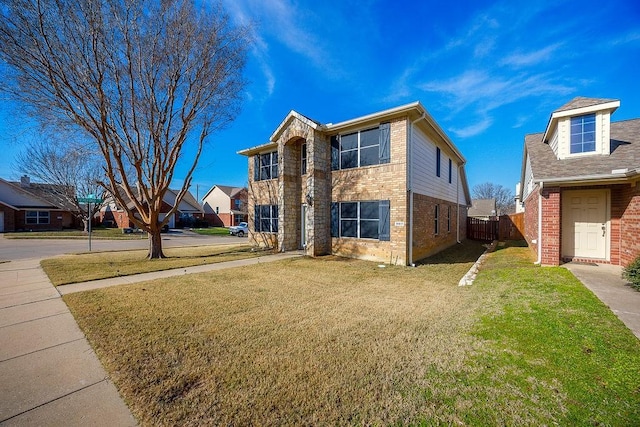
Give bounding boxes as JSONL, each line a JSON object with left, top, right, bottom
{"left": 239, "top": 102, "right": 471, "bottom": 265}
{"left": 519, "top": 97, "right": 640, "bottom": 266}
{"left": 202, "top": 185, "right": 248, "bottom": 227}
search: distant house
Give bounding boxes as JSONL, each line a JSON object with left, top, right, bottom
{"left": 100, "top": 187, "right": 203, "bottom": 229}
{"left": 518, "top": 96, "right": 640, "bottom": 267}
{"left": 202, "top": 185, "right": 248, "bottom": 227}
{"left": 0, "top": 175, "right": 78, "bottom": 232}
{"left": 468, "top": 198, "right": 497, "bottom": 220}
{"left": 238, "top": 101, "right": 471, "bottom": 265}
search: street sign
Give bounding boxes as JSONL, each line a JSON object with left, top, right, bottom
{"left": 78, "top": 197, "right": 103, "bottom": 203}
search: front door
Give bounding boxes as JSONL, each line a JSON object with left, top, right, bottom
{"left": 562, "top": 190, "right": 608, "bottom": 260}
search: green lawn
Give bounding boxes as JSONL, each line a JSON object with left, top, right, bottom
{"left": 62, "top": 241, "right": 640, "bottom": 425}
{"left": 42, "top": 244, "right": 262, "bottom": 285}
{"left": 191, "top": 227, "right": 232, "bottom": 236}
{"left": 5, "top": 228, "right": 147, "bottom": 239}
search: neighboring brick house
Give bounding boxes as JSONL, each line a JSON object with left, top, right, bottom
{"left": 518, "top": 96, "right": 640, "bottom": 266}
{"left": 202, "top": 185, "right": 248, "bottom": 227}
{"left": 0, "top": 175, "right": 78, "bottom": 232}
{"left": 239, "top": 102, "right": 471, "bottom": 265}
{"left": 100, "top": 187, "right": 203, "bottom": 229}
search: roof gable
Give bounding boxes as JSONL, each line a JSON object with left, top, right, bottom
{"left": 0, "top": 178, "right": 66, "bottom": 209}
{"left": 555, "top": 96, "right": 619, "bottom": 113}
{"left": 525, "top": 118, "right": 640, "bottom": 183}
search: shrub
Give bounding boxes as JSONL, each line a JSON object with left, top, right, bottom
{"left": 622, "top": 256, "right": 640, "bottom": 291}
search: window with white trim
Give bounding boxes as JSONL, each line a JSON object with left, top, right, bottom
{"left": 331, "top": 200, "right": 390, "bottom": 241}
{"left": 26, "top": 210, "right": 49, "bottom": 225}
{"left": 253, "top": 151, "right": 278, "bottom": 181}
{"left": 436, "top": 147, "right": 441, "bottom": 177}
{"left": 331, "top": 123, "right": 390, "bottom": 170}
{"left": 254, "top": 204, "right": 278, "bottom": 233}
{"left": 448, "top": 159, "right": 452, "bottom": 184}
{"left": 301, "top": 143, "right": 307, "bottom": 175}
{"left": 570, "top": 114, "right": 596, "bottom": 154}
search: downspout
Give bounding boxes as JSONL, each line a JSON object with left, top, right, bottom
{"left": 457, "top": 164, "right": 463, "bottom": 243}
{"left": 535, "top": 181, "right": 543, "bottom": 265}
{"left": 408, "top": 113, "right": 426, "bottom": 267}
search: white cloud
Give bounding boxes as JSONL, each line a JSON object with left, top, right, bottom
{"left": 500, "top": 43, "right": 563, "bottom": 67}
{"left": 450, "top": 117, "right": 493, "bottom": 138}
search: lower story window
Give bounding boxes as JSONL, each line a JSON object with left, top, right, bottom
{"left": 26, "top": 210, "right": 49, "bottom": 225}
{"left": 331, "top": 200, "right": 390, "bottom": 241}
{"left": 254, "top": 205, "right": 278, "bottom": 233}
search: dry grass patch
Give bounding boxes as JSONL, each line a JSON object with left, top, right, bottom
{"left": 43, "top": 244, "right": 260, "bottom": 285}
{"left": 63, "top": 241, "right": 640, "bottom": 425}
{"left": 64, "top": 242, "right": 487, "bottom": 425}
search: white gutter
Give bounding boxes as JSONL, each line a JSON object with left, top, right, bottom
{"left": 408, "top": 113, "right": 426, "bottom": 267}
{"left": 535, "top": 181, "right": 543, "bottom": 265}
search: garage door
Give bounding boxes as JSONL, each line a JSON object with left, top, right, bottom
{"left": 562, "top": 190, "right": 608, "bottom": 260}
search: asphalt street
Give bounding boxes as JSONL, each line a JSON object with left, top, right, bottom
{"left": 0, "top": 230, "right": 244, "bottom": 261}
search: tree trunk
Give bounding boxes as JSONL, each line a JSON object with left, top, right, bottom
{"left": 148, "top": 228, "right": 165, "bottom": 259}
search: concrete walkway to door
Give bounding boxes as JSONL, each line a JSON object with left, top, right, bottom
{"left": 564, "top": 262, "right": 640, "bottom": 340}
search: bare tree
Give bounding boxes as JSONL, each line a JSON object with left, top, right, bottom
{"left": 472, "top": 182, "right": 515, "bottom": 214}
{"left": 15, "top": 139, "right": 105, "bottom": 232}
{"left": 0, "top": 0, "right": 250, "bottom": 258}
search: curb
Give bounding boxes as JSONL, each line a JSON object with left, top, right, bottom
{"left": 458, "top": 240, "right": 498, "bottom": 286}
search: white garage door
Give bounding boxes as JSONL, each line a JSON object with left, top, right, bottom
{"left": 562, "top": 190, "right": 608, "bottom": 260}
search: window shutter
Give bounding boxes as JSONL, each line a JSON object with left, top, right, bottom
{"left": 331, "top": 136, "right": 340, "bottom": 170}
{"left": 253, "top": 155, "right": 260, "bottom": 181}
{"left": 331, "top": 202, "right": 339, "bottom": 237}
{"left": 254, "top": 205, "right": 260, "bottom": 232}
{"left": 379, "top": 122, "right": 390, "bottom": 164}
{"left": 379, "top": 200, "right": 390, "bottom": 241}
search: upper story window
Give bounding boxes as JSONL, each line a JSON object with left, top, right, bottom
{"left": 331, "top": 123, "right": 390, "bottom": 170}
{"left": 253, "top": 151, "right": 278, "bottom": 181}
{"left": 570, "top": 114, "right": 596, "bottom": 154}
{"left": 448, "top": 159, "right": 452, "bottom": 184}
{"left": 301, "top": 143, "right": 307, "bottom": 175}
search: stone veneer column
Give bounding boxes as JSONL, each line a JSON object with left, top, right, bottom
{"left": 306, "top": 132, "right": 331, "bottom": 256}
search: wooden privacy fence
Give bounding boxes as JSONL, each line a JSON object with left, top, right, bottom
{"left": 467, "top": 212, "right": 524, "bottom": 241}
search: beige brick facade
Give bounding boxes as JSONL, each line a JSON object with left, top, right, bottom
{"left": 241, "top": 103, "right": 470, "bottom": 265}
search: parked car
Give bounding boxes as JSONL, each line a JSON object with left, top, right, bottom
{"left": 229, "top": 222, "right": 248, "bottom": 237}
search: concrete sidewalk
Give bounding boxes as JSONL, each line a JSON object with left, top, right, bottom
{"left": 58, "top": 252, "right": 304, "bottom": 295}
{"left": 0, "top": 251, "right": 303, "bottom": 425}
{"left": 0, "top": 259, "right": 137, "bottom": 426}
{"left": 564, "top": 262, "right": 640, "bottom": 340}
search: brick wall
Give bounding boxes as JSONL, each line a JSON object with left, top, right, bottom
{"left": 540, "top": 187, "right": 561, "bottom": 265}
{"left": 412, "top": 193, "right": 464, "bottom": 262}
{"left": 617, "top": 183, "right": 640, "bottom": 266}
{"left": 14, "top": 210, "right": 65, "bottom": 231}
{"left": 331, "top": 118, "right": 408, "bottom": 264}
{"left": 523, "top": 184, "right": 539, "bottom": 259}
{"left": 0, "top": 206, "right": 16, "bottom": 232}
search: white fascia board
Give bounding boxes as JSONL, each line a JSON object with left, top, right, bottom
{"left": 542, "top": 100, "right": 620, "bottom": 143}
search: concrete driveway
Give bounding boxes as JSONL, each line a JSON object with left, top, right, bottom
{"left": 0, "top": 230, "right": 244, "bottom": 261}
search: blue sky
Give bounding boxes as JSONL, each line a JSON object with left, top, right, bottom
{"left": 1, "top": 0, "right": 639, "bottom": 199}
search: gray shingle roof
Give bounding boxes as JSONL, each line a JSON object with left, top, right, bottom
{"left": 468, "top": 198, "right": 497, "bottom": 217}
{"left": 554, "top": 97, "right": 618, "bottom": 113}
{"left": 526, "top": 118, "right": 640, "bottom": 181}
